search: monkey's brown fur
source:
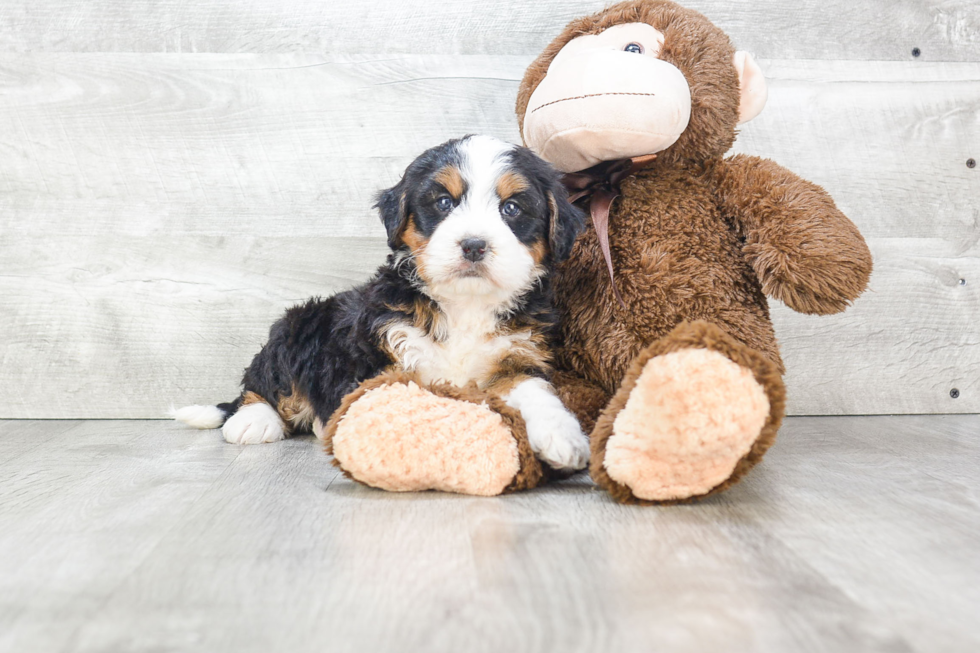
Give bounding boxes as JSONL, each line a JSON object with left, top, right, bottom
{"left": 323, "top": 370, "right": 545, "bottom": 494}
{"left": 517, "top": 0, "right": 872, "bottom": 503}
{"left": 589, "top": 321, "right": 786, "bottom": 504}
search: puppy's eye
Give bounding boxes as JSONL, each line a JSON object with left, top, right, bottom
{"left": 624, "top": 42, "right": 644, "bottom": 54}
{"left": 435, "top": 196, "right": 454, "bottom": 212}
{"left": 501, "top": 200, "right": 522, "bottom": 218}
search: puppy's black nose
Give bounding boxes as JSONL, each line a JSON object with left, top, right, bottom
{"left": 460, "top": 238, "right": 488, "bottom": 262}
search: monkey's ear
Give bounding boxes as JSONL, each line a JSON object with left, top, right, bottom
{"left": 547, "top": 186, "right": 586, "bottom": 263}
{"left": 734, "top": 51, "right": 768, "bottom": 124}
{"left": 374, "top": 182, "right": 409, "bottom": 249}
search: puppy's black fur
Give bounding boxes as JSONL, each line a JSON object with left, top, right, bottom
{"left": 214, "top": 136, "right": 584, "bottom": 428}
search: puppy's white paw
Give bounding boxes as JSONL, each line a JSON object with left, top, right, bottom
{"left": 524, "top": 409, "right": 590, "bottom": 472}
{"left": 503, "top": 377, "right": 589, "bottom": 472}
{"left": 221, "top": 403, "right": 285, "bottom": 445}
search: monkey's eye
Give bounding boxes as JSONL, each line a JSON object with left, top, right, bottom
{"left": 435, "top": 196, "right": 454, "bottom": 212}
{"left": 624, "top": 42, "right": 644, "bottom": 54}
{"left": 501, "top": 200, "right": 522, "bottom": 218}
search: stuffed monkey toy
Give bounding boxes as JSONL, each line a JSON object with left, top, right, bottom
{"left": 515, "top": 0, "right": 873, "bottom": 503}
{"left": 326, "top": 0, "right": 871, "bottom": 502}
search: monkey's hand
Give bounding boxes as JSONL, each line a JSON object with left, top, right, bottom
{"left": 711, "top": 154, "right": 873, "bottom": 315}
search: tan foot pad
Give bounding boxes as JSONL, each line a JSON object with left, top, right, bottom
{"left": 603, "top": 348, "right": 770, "bottom": 502}
{"left": 326, "top": 375, "right": 541, "bottom": 496}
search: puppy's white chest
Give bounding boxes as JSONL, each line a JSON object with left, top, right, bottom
{"left": 385, "top": 303, "right": 518, "bottom": 388}
{"left": 418, "top": 330, "right": 507, "bottom": 387}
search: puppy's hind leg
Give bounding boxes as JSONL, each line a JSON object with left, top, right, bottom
{"left": 172, "top": 393, "right": 287, "bottom": 445}
{"left": 219, "top": 393, "right": 287, "bottom": 445}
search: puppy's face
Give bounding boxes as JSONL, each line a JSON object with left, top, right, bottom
{"left": 377, "top": 135, "right": 584, "bottom": 303}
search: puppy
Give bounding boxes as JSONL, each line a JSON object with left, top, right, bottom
{"left": 173, "top": 135, "right": 590, "bottom": 471}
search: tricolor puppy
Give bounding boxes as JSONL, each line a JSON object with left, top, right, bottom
{"left": 173, "top": 135, "right": 590, "bottom": 472}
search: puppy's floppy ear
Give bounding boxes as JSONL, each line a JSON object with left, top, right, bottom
{"left": 547, "top": 183, "right": 585, "bottom": 263}
{"left": 374, "top": 181, "right": 409, "bottom": 249}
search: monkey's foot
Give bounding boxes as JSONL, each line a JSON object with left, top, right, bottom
{"left": 590, "top": 321, "right": 785, "bottom": 504}
{"left": 324, "top": 372, "right": 542, "bottom": 496}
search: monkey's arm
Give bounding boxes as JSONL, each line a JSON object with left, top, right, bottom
{"left": 711, "top": 154, "right": 873, "bottom": 315}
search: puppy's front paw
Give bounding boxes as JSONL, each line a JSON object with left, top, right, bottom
{"left": 524, "top": 409, "right": 590, "bottom": 472}
{"left": 221, "top": 403, "right": 285, "bottom": 445}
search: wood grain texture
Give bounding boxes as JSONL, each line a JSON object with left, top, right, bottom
{"left": 774, "top": 236, "right": 979, "bottom": 415}
{"left": 0, "top": 0, "right": 977, "bottom": 62}
{"left": 1, "top": 417, "right": 978, "bottom": 652}
{"left": 1, "top": 57, "right": 976, "bottom": 240}
{"left": 0, "top": 235, "right": 389, "bottom": 418}
{"left": 1, "top": 54, "right": 976, "bottom": 417}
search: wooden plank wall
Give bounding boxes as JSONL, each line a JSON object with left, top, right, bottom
{"left": 0, "top": 0, "right": 978, "bottom": 418}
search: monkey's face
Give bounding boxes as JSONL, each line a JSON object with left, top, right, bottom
{"left": 521, "top": 16, "right": 768, "bottom": 174}
{"left": 523, "top": 23, "right": 691, "bottom": 173}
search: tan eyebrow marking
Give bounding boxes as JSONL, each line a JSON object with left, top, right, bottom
{"left": 497, "top": 170, "right": 530, "bottom": 200}
{"left": 433, "top": 165, "right": 465, "bottom": 200}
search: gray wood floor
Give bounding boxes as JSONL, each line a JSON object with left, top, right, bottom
{"left": 1, "top": 416, "right": 978, "bottom": 653}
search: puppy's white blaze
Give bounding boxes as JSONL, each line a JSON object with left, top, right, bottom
{"left": 504, "top": 378, "right": 590, "bottom": 472}
{"left": 170, "top": 404, "right": 225, "bottom": 430}
{"left": 422, "top": 135, "right": 539, "bottom": 305}
{"left": 459, "top": 135, "right": 514, "bottom": 199}
{"left": 221, "top": 403, "right": 285, "bottom": 445}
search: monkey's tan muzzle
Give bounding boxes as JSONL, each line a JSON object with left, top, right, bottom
{"left": 523, "top": 50, "right": 692, "bottom": 173}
